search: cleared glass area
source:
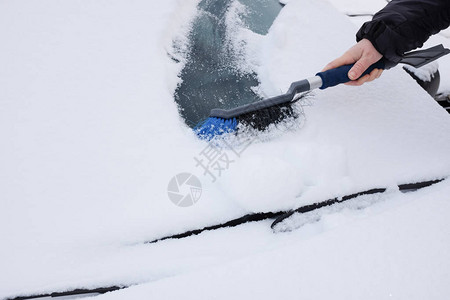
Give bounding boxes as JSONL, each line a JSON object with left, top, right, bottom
{"left": 174, "top": 0, "right": 283, "bottom": 127}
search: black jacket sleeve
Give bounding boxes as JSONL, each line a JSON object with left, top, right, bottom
{"left": 356, "top": 0, "right": 450, "bottom": 64}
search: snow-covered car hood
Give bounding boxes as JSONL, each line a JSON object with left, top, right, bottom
{"left": 1, "top": 0, "right": 450, "bottom": 298}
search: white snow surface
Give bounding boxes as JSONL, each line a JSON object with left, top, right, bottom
{"left": 403, "top": 62, "right": 439, "bottom": 83}
{"left": 1, "top": 0, "right": 450, "bottom": 299}
{"left": 326, "top": 0, "right": 387, "bottom": 15}
{"left": 90, "top": 179, "right": 450, "bottom": 300}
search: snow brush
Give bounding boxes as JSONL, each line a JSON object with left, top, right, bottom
{"left": 195, "top": 44, "right": 450, "bottom": 140}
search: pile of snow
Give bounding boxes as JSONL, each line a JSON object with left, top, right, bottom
{"left": 403, "top": 62, "right": 439, "bottom": 83}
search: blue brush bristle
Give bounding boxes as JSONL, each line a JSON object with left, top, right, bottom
{"left": 195, "top": 117, "right": 238, "bottom": 140}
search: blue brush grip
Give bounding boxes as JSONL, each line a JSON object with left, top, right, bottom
{"left": 316, "top": 59, "right": 385, "bottom": 90}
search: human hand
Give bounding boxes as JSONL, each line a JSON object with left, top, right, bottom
{"left": 322, "top": 39, "right": 384, "bottom": 86}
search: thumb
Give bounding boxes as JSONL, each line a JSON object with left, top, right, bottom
{"left": 348, "top": 57, "right": 373, "bottom": 80}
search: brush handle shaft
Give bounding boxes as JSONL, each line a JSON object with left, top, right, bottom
{"left": 208, "top": 60, "right": 386, "bottom": 119}
{"left": 210, "top": 79, "right": 311, "bottom": 119}
{"left": 316, "top": 59, "right": 386, "bottom": 89}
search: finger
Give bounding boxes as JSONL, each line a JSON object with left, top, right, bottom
{"left": 345, "top": 74, "right": 370, "bottom": 86}
{"left": 375, "top": 69, "right": 383, "bottom": 79}
{"left": 348, "top": 56, "right": 375, "bottom": 80}
{"left": 365, "top": 69, "right": 383, "bottom": 83}
{"left": 345, "top": 69, "right": 376, "bottom": 85}
{"left": 321, "top": 52, "right": 357, "bottom": 72}
{"left": 366, "top": 69, "right": 380, "bottom": 82}
{"left": 374, "top": 69, "right": 383, "bottom": 80}
{"left": 345, "top": 69, "right": 382, "bottom": 86}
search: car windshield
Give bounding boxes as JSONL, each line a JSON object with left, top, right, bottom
{"left": 174, "top": 0, "right": 283, "bottom": 128}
